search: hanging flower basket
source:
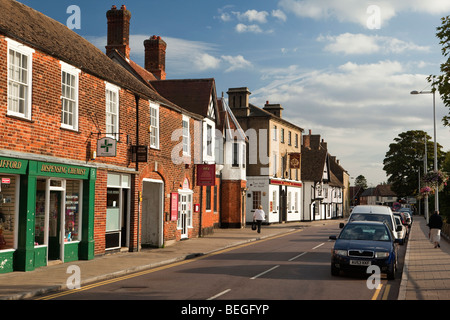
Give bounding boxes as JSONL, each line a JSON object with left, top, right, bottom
{"left": 417, "top": 186, "right": 434, "bottom": 199}
{"left": 422, "top": 170, "right": 449, "bottom": 192}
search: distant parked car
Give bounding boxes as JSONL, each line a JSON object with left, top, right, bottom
{"left": 394, "top": 216, "right": 407, "bottom": 245}
{"left": 330, "top": 221, "right": 399, "bottom": 280}
{"left": 341, "top": 205, "right": 402, "bottom": 242}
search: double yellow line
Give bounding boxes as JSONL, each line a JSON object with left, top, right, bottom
{"left": 371, "top": 284, "right": 391, "bottom": 300}
{"left": 36, "top": 229, "right": 302, "bottom": 300}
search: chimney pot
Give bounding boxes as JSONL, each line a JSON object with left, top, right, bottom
{"left": 106, "top": 5, "right": 131, "bottom": 59}
{"left": 144, "top": 35, "right": 167, "bottom": 80}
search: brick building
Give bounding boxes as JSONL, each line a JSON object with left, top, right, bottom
{"left": 301, "top": 131, "right": 347, "bottom": 220}
{"left": 227, "top": 88, "right": 303, "bottom": 224}
{"left": 0, "top": 0, "right": 204, "bottom": 273}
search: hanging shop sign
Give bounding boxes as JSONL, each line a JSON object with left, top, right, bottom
{"left": 197, "top": 164, "right": 216, "bottom": 186}
{"left": 131, "top": 145, "right": 148, "bottom": 163}
{"left": 97, "top": 137, "right": 117, "bottom": 157}
{"left": 289, "top": 152, "right": 301, "bottom": 169}
{"left": 170, "top": 192, "right": 179, "bottom": 221}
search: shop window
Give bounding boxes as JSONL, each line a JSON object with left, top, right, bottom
{"left": 65, "top": 180, "right": 81, "bottom": 242}
{"left": 0, "top": 176, "right": 18, "bottom": 251}
{"left": 106, "top": 173, "right": 130, "bottom": 250}
{"left": 35, "top": 179, "right": 46, "bottom": 246}
{"left": 106, "top": 188, "right": 120, "bottom": 232}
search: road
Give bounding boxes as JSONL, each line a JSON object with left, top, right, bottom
{"left": 35, "top": 220, "right": 406, "bottom": 301}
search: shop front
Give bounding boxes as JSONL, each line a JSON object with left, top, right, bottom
{"left": 0, "top": 157, "right": 96, "bottom": 273}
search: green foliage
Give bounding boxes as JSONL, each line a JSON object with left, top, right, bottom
{"left": 383, "top": 130, "right": 445, "bottom": 197}
{"left": 429, "top": 15, "right": 450, "bottom": 126}
{"left": 354, "top": 175, "right": 368, "bottom": 189}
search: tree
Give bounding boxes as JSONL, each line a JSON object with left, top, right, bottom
{"left": 354, "top": 175, "right": 368, "bottom": 189}
{"left": 429, "top": 15, "right": 450, "bottom": 126}
{"left": 383, "top": 130, "right": 445, "bottom": 197}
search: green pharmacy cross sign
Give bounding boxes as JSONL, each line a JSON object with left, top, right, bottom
{"left": 97, "top": 137, "right": 117, "bottom": 157}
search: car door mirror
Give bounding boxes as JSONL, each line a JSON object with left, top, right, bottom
{"left": 339, "top": 223, "right": 344, "bottom": 229}
{"left": 329, "top": 235, "right": 337, "bottom": 240}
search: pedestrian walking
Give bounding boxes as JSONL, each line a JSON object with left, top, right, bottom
{"left": 428, "top": 210, "right": 443, "bottom": 248}
{"left": 253, "top": 205, "right": 266, "bottom": 233}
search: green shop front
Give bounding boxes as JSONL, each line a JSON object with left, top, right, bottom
{"left": 0, "top": 156, "right": 96, "bottom": 273}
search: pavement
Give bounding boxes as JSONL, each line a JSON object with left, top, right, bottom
{"left": 0, "top": 216, "right": 449, "bottom": 300}
{"left": 398, "top": 215, "right": 450, "bottom": 300}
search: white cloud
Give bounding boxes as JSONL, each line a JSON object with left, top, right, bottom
{"left": 85, "top": 34, "right": 253, "bottom": 74}
{"left": 272, "top": 9, "right": 287, "bottom": 22}
{"left": 221, "top": 55, "right": 253, "bottom": 72}
{"left": 235, "top": 23, "right": 263, "bottom": 33}
{"left": 193, "top": 53, "right": 221, "bottom": 71}
{"left": 234, "top": 9, "right": 269, "bottom": 23}
{"left": 251, "top": 59, "right": 449, "bottom": 184}
{"left": 278, "top": 0, "right": 450, "bottom": 27}
{"left": 318, "top": 33, "right": 430, "bottom": 55}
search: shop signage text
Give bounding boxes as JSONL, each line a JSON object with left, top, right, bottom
{"left": 0, "top": 159, "right": 22, "bottom": 170}
{"left": 40, "top": 164, "right": 87, "bottom": 176}
{"left": 269, "top": 179, "right": 303, "bottom": 187}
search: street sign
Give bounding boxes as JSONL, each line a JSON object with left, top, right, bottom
{"left": 97, "top": 137, "right": 117, "bottom": 157}
{"left": 131, "top": 145, "right": 148, "bottom": 163}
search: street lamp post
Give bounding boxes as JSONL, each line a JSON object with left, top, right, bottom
{"left": 411, "top": 89, "right": 439, "bottom": 215}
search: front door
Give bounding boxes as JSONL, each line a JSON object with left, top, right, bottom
{"left": 179, "top": 194, "right": 188, "bottom": 239}
{"left": 48, "top": 190, "right": 63, "bottom": 260}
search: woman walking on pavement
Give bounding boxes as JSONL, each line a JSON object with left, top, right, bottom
{"left": 253, "top": 205, "right": 266, "bottom": 233}
{"left": 428, "top": 210, "right": 443, "bottom": 248}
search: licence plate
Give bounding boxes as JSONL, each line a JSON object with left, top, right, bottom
{"left": 350, "top": 260, "right": 371, "bottom": 266}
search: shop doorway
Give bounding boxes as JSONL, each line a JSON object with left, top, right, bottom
{"left": 35, "top": 179, "right": 66, "bottom": 263}
{"left": 48, "top": 190, "right": 64, "bottom": 260}
{"left": 141, "top": 179, "right": 163, "bottom": 248}
{"left": 178, "top": 192, "right": 192, "bottom": 239}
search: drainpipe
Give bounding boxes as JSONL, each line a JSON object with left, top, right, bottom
{"left": 135, "top": 94, "right": 140, "bottom": 252}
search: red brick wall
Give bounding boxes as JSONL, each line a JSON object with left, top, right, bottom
{"left": 221, "top": 180, "right": 247, "bottom": 227}
{"left": 0, "top": 35, "right": 220, "bottom": 254}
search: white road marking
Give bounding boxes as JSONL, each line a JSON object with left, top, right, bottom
{"left": 207, "top": 289, "right": 231, "bottom": 300}
{"left": 288, "top": 252, "right": 307, "bottom": 261}
{"left": 312, "top": 243, "right": 325, "bottom": 250}
{"left": 251, "top": 265, "right": 280, "bottom": 280}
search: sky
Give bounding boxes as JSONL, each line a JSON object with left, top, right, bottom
{"left": 17, "top": 0, "right": 450, "bottom": 186}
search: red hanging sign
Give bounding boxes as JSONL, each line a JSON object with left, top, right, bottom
{"left": 197, "top": 164, "right": 216, "bottom": 186}
{"left": 170, "top": 193, "right": 179, "bottom": 221}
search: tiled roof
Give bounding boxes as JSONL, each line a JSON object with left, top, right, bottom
{"left": 0, "top": 0, "right": 174, "bottom": 106}
{"left": 150, "top": 79, "right": 217, "bottom": 119}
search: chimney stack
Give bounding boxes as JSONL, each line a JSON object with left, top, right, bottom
{"left": 106, "top": 5, "right": 132, "bottom": 59}
{"left": 144, "top": 35, "right": 167, "bottom": 80}
{"left": 226, "top": 87, "right": 251, "bottom": 117}
{"left": 263, "top": 101, "right": 283, "bottom": 118}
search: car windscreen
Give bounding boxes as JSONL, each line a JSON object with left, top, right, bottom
{"left": 339, "top": 224, "right": 391, "bottom": 241}
{"left": 349, "top": 213, "right": 393, "bottom": 230}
